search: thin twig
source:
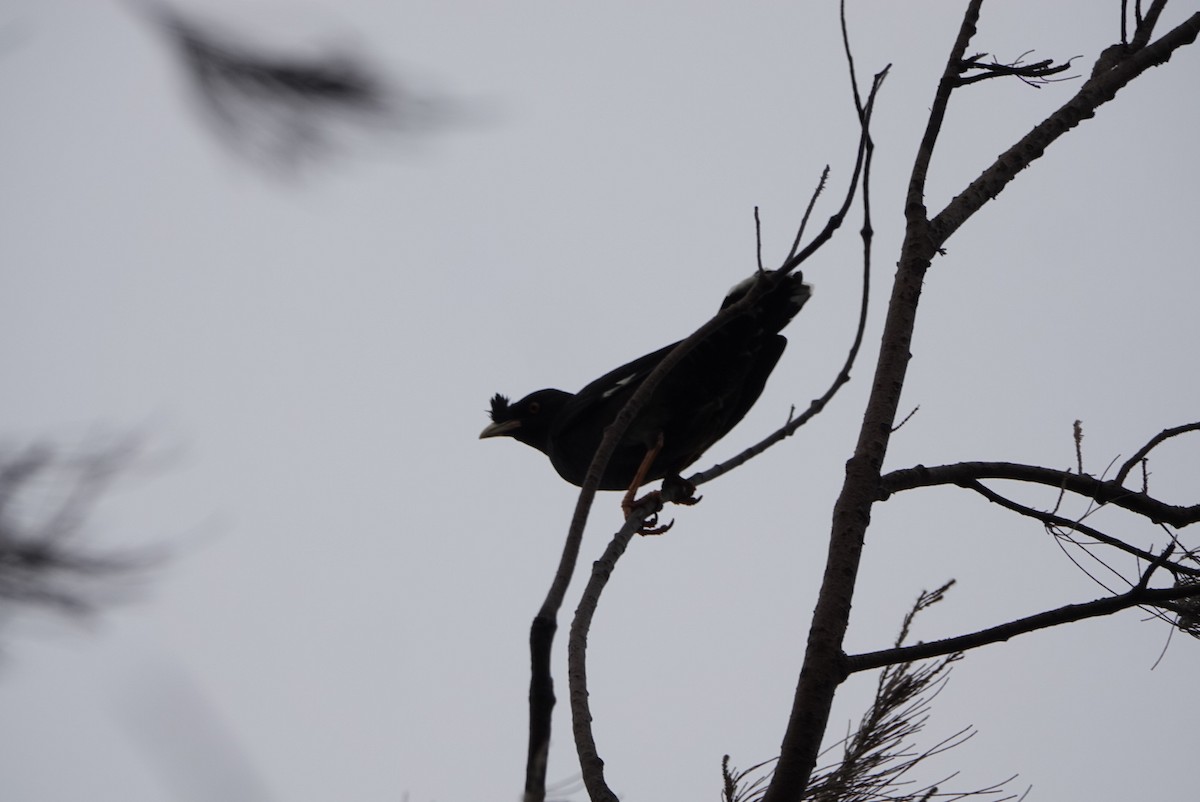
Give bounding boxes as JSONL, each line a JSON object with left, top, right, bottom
{"left": 892, "top": 405, "right": 920, "bottom": 433}
{"left": 954, "top": 53, "right": 1077, "bottom": 88}
{"left": 959, "top": 479, "right": 1200, "bottom": 577}
{"left": 1114, "top": 422, "right": 1200, "bottom": 486}
{"left": 693, "top": 69, "right": 886, "bottom": 487}
{"left": 785, "top": 167, "right": 831, "bottom": 263}
{"left": 930, "top": 11, "right": 1200, "bottom": 246}
{"left": 755, "top": 206, "right": 765, "bottom": 272}
{"left": 1131, "top": 0, "right": 1170, "bottom": 51}
{"left": 881, "top": 462, "right": 1200, "bottom": 529}
{"left": 1073, "top": 419, "right": 1084, "bottom": 475}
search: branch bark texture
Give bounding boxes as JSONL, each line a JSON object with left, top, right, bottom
{"left": 763, "top": 5, "right": 1200, "bottom": 800}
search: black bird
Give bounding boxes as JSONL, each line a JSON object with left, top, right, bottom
{"left": 480, "top": 269, "right": 811, "bottom": 521}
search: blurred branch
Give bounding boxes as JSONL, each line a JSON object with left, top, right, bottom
{"left": 0, "top": 444, "right": 152, "bottom": 621}
{"left": 134, "top": 1, "right": 454, "bottom": 170}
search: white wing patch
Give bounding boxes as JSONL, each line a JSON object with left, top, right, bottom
{"left": 601, "top": 373, "right": 638, "bottom": 399}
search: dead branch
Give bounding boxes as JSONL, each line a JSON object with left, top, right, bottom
{"left": 880, "top": 462, "right": 1200, "bottom": 528}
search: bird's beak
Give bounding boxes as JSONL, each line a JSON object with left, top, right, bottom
{"left": 479, "top": 420, "right": 521, "bottom": 439}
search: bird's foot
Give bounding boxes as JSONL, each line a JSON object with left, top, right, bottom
{"left": 662, "top": 474, "right": 701, "bottom": 507}
{"left": 622, "top": 490, "right": 674, "bottom": 536}
{"left": 621, "top": 475, "right": 701, "bottom": 535}
{"left": 637, "top": 512, "right": 675, "bottom": 536}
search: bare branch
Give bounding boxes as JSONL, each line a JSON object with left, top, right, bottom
{"left": 905, "top": 0, "right": 985, "bottom": 235}
{"left": 958, "top": 479, "right": 1200, "bottom": 578}
{"left": 755, "top": 207, "right": 765, "bottom": 272}
{"left": 892, "top": 405, "right": 920, "bottom": 434}
{"left": 956, "top": 51, "right": 1078, "bottom": 88}
{"left": 692, "top": 69, "right": 886, "bottom": 488}
{"left": 1130, "top": 0, "right": 1171, "bottom": 51}
{"left": 765, "top": 8, "right": 1200, "bottom": 800}
{"left": 848, "top": 582, "right": 1200, "bottom": 674}
{"left": 761, "top": 14, "right": 918, "bottom": 802}
{"left": 1073, "top": 419, "right": 1084, "bottom": 475}
{"left": 880, "top": 462, "right": 1200, "bottom": 529}
{"left": 730, "top": 583, "right": 1018, "bottom": 802}
{"left": 785, "top": 166, "right": 831, "bottom": 263}
{"left": 931, "top": 12, "right": 1200, "bottom": 246}
{"left": 0, "top": 444, "right": 156, "bottom": 622}
{"left": 1135, "top": 544, "right": 1176, "bottom": 591}
{"left": 1114, "top": 422, "right": 1200, "bottom": 486}
{"left": 566, "top": 515, "right": 648, "bottom": 802}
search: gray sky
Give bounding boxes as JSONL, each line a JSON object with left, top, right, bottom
{"left": 2, "top": 2, "right": 1198, "bottom": 801}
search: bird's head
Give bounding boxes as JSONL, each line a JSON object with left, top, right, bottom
{"left": 479, "top": 389, "right": 572, "bottom": 455}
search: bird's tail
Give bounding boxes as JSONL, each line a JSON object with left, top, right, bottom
{"left": 720, "top": 270, "right": 812, "bottom": 332}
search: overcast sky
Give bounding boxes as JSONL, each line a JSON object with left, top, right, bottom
{"left": 2, "top": 2, "right": 1198, "bottom": 801}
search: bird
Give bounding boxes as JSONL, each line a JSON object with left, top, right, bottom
{"left": 480, "top": 269, "right": 811, "bottom": 529}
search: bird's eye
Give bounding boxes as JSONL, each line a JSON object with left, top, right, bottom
{"left": 528, "top": 401, "right": 541, "bottom": 414}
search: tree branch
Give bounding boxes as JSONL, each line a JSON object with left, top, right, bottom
{"left": 930, "top": 11, "right": 1200, "bottom": 246}
{"left": 785, "top": 167, "right": 830, "bottom": 264}
{"left": 880, "top": 462, "right": 1200, "bottom": 528}
{"left": 567, "top": 516, "right": 644, "bottom": 802}
{"left": 847, "top": 582, "right": 1200, "bottom": 674}
{"left": 955, "top": 51, "right": 1077, "bottom": 88}
{"left": 760, "top": 0, "right": 950, "bottom": 796}
{"left": 763, "top": 6, "right": 1200, "bottom": 800}
{"left": 691, "top": 69, "right": 884, "bottom": 488}
{"left": 904, "top": 0, "right": 983, "bottom": 238}
{"left": 958, "top": 479, "right": 1200, "bottom": 578}
{"left": 1130, "top": 0, "right": 1171, "bottom": 51}
{"left": 1114, "top": 422, "right": 1200, "bottom": 486}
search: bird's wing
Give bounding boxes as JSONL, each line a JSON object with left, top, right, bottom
{"left": 554, "top": 338, "right": 686, "bottom": 434}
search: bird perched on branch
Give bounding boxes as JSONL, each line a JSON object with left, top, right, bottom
{"left": 480, "top": 269, "right": 811, "bottom": 531}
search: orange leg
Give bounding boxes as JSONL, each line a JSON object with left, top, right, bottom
{"left": 621, "top": 433, "right": 674, "bottom": 535}
{"left": 621, "top": 432, "right": 663, "bottom": 515}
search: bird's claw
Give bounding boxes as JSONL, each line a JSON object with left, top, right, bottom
{"left": 622, "top": 490, "right": 675, "bottom": 535}
{"left": 637, "top": 514, "right": 674, "bottom": 536}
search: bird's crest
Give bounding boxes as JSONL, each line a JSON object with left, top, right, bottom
{"left": 489, "top": 393, "right": 512, "bottom": 421}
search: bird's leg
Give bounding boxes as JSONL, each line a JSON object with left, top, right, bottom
{"left": 621, "top": 432, "right": 663, "bottom": 513}
{"left": 621, "top": 432, "right": 673, "bottom": 535}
